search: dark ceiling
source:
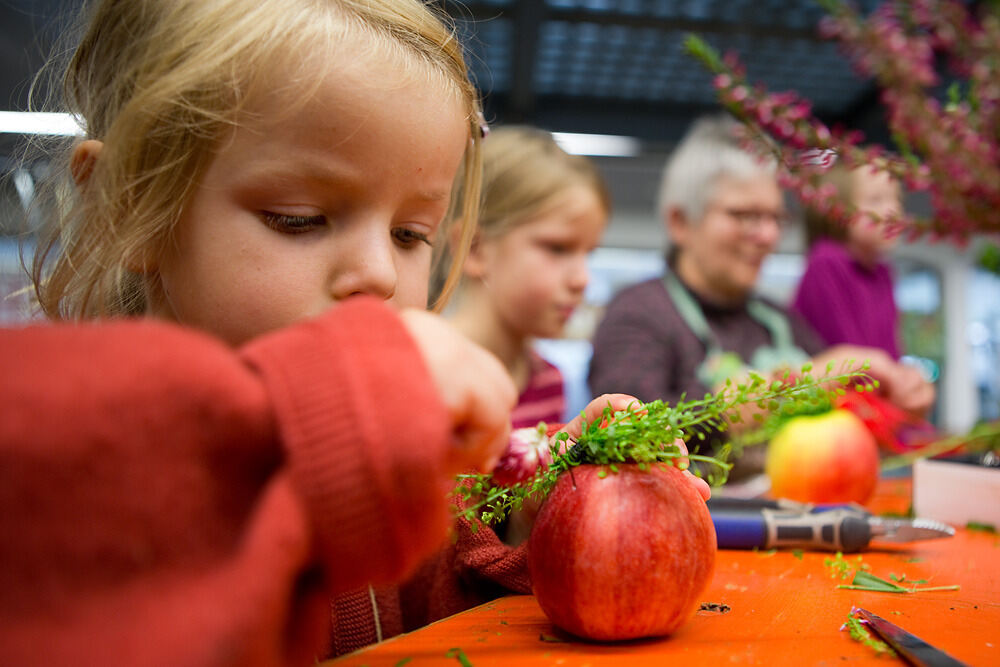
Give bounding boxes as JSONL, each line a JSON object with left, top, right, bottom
{"left": 0, "top": 0, "right": 73, "bottom": 110}
{"left": 0, "top": 0, "right": 890, "bottom": 149}
{"left": 441, "top": 0, "right": 888, "bottom": 149}
{"left": 0, "top": 0, "right": 896, "bottom": 224}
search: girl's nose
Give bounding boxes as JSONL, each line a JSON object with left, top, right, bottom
{"left": 328, "top": 227, "right": 397, "bottom": 302}
{"left": 567, "top": 253, "right": 590, "bottom": 292}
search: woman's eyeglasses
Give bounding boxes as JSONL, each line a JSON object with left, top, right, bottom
{"left": 721, "top": 208, "right": 789, "bottom": 230}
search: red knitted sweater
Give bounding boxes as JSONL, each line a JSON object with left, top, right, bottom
{"left": 0, "top": 297, "right": 473, "bottom": 666}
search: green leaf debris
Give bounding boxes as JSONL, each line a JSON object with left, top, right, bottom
{"left": 445, "top": 647, "right": 473, "bottom": 667}
{"left": 843, "top": 611, "right": 897, "bottom": 657}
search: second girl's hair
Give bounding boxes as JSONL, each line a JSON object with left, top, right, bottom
{"left": 430, "top": 125, "right": 609, "bottom": 300}
{"left": 802, "top": 164, "right": 858, "bottom": 248}
{"left": 476, "top": 126, "right": 610, "bottom": 240}
{"left": 657, "top": 114, "right": 776, "bottom": 225}
{"left": 29, "top": 0, "right": 484, "bottom": 318}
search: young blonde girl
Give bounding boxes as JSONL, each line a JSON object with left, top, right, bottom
{"left": 3, "top": 1, "right": 518, "bottom": 665}
{"left": 446, "top": 126, "right": 611, "bottom": 428}
{"left": 3, "top": 4, "right": 712, "bottom": 662}
{"left": 792, "top": 163, "right": 905, "bottom": 358}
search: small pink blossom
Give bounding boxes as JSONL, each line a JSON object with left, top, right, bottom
{"left": 490, "top": 426, "right": 554, "bottom": 486}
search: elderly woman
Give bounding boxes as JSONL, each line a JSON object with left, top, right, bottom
{"left": 588, "top": 115, "right": 933, "bottom": 474}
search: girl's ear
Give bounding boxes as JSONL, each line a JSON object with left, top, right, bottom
{"left": 447, "top": 222, "right": 488, "bottom": 279}
{"left": 71, "top": 139, "right": 103, "bottom": 187}
{"left": 460, "top": 231, "right": 489, "bottom": 279}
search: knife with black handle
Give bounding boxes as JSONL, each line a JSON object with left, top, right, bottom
{"left": 854, "top": 608, "right": 970, "bottom": 666}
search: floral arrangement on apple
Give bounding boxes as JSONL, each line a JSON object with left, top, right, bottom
{"left": 758, "top": 386, "right": 883, "bottom": 505}
{"left": 455, "top": 365, "right": 865, "bottom": 642}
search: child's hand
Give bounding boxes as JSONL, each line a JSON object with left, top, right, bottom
{"left": 560, "top": 393, "right": 712, "bottom": 501}
{"left": 400, "top": 309, "right": 516, "bottom": 474}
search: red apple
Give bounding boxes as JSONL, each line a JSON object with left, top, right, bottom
{"left": 764, "top": 408, "right": 880, "bottom": 504}
{"left": 528, "top": 464, "right": 716, "bottom": 641}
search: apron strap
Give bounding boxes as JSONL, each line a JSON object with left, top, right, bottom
{"left": 662, "top": 268, "right": 722, "bottom": 357}
{"left": 662, "top": 269, "right": 809, "bottom": 380}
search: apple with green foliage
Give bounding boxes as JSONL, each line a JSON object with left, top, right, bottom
{"left": 528, "top": 463, "right": 716, "bottom": 641}
{"left": 764, "top": 408, "right": 880, "bottom": 504}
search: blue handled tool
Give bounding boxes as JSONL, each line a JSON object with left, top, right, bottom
{"left": 708, "top": 498, "right": 954, "bottom": 552}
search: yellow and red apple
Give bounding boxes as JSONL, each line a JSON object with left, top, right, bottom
{"left": 764, "top": 408, "right": 880, "bottom": 504}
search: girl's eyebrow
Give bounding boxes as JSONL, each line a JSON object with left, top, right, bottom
{"left": 240, "top": 157, "right": 451, "bottom": 203}
{"left": 415, "top": 188, "right": 451, "bottom": 202}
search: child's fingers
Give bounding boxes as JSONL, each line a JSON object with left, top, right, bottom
{"left": 686, "top": 472, "right": 712, "bottom": 501}
{"left": 441, "top": 359, "right": 515, "bottom": 472}
{"left": 399, "top": 309, "right": 517, "bottom": 473}
{"left": 887, "top": 364, "right": 935, "bottom": 417}
{"left": 560, "top": 393, "right": 640, "bottom": 440}
{"left": 558, "top": 399, "right": 712, "bottom": 501}
{"left": 671, "top": 437, "right": 711, "bottom": 501}
{"left": 456, "top": 420, "right": 511, "bottom": 474}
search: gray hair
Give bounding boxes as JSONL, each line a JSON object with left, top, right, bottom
{"left": 656, "top": 114, "right": 776, "bottom": 224}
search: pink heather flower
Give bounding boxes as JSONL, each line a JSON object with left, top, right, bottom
{"left": 689, "top": 0, "right": 999, "bottom": 239}
{"left": 490, "top": 426, "right": 554, "bottom": 486}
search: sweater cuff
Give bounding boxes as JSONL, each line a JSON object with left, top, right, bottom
{"left": 241, "top": 298, "right": 452, "bottom": 590}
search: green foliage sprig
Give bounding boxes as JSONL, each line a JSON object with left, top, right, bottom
{"left": 844, "top": 611, "right": 897, "bottom": 658}
{"left": 455, "top": 363, "right": 870, "bottom": 527}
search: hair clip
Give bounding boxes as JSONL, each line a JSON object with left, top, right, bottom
{"left": 797, "top": 148, "right": 837, "bottom": 170}
{"left": 476, "top": 111, "right": 490, "bottom": 139}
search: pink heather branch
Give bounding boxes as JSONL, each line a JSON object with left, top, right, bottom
{"left": 684, "top": 0, "right": 1000, "bottom": 241}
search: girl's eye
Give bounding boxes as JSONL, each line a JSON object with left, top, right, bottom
{"left": 261, "top": 212, "right": 325, "bottom": 234}
{"left": 392, "top": 227, "right": 432, "bottom": 249}
{"left": 542, "top": 241, "right": 571, "bottom": 255}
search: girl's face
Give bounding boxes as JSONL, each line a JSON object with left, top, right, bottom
{"left": 846, "top": 167, "right": 902, "bottom": 267}
{"left": 149, "top": 55, "right": 469, "bottom": 345}
{"left": 474, "top": 184, "right": 607, "bottom": 340}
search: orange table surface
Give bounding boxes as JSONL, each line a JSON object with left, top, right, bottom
{"left": 327, "top": 478, "right": 999, "bottom": 666}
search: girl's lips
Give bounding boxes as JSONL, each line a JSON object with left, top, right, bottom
{"left": 557, "top": 304, "right": 577, "bottom": 320}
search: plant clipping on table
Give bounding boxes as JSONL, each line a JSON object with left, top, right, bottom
{"left": 455, "top": 364, "right": 867, "bottom": 642}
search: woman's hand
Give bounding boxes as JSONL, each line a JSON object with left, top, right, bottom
{"left": 816, "top": 345, "right": 936, "bottom": 418}
{"left": 882, "top": 362, "right": 936, "bottom": 417}
{"left": 400, "top": 309, "right": 517, "bottom": 474}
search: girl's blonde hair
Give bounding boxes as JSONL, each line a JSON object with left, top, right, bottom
{"left": 476, "top": 126, "right": 610, "bottom": 240}
{"left": 431, "top": 125, "right": 608, "bottom": 300}
{"left": 29, "top": 0, "right": 483, "bottom": 318}
{"left": 802, "top": 163, "right": 859, "bottom": 248}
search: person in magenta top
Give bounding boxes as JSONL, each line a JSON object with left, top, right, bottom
{"left": 792, "top": 163, "right": 905, "bottom": 359}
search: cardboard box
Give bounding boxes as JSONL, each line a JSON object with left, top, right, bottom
{"left": 912, "top": 457, "right": 1000, "bottom": 528}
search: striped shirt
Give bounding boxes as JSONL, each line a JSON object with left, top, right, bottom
{"left": 510, "top": 351, "right": 565, "bottom": 430}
